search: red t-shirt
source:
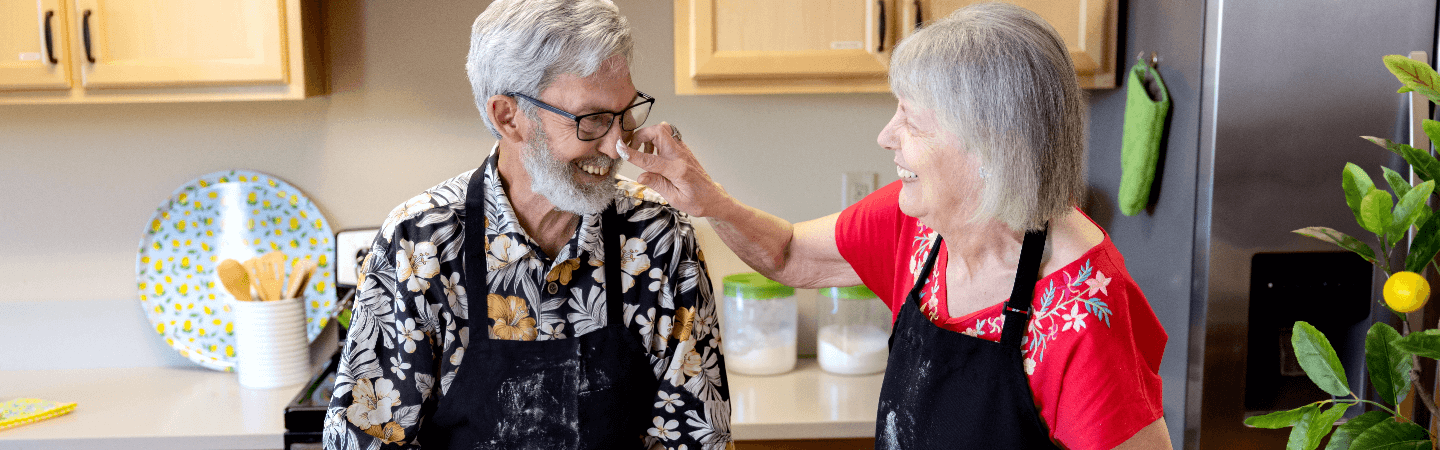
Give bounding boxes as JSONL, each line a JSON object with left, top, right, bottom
{"left": 835, "top": 181, "right": 1166, "bottom": 450}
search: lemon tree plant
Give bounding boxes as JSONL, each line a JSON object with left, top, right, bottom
{"left": 1245, "top": 55, "right": 1440, "bottom": 450}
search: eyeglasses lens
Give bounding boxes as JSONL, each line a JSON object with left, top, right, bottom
{"left": 577, "top": 100, "right": 651, "bottom": 141}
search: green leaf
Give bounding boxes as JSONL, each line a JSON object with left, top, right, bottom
{"left": 1285, "top": 406, "right": 1325, "bottom": 450}
{"left": 1344, "top": 163, "right": 1378, "bottom": 224}
{"left": 1400, "top": 143, "right": 1440, "bottom": 183}
{"left": 1293, "top": 227, "right": 1378, "bottom": 264}
{"left": 1360, "top": 190, "right": 1394, "bottom": 237}
{"left": 1361, "top": 136, "right": 1411, "bottom": 156}
{"left": 1425, "top": 119, "right": 1440, "bottom": 151}
{"left": 1382, "top": 167, "right": 1412, "bottom": 200}
{"left": 1349, "top": 416, "right": 1430, "bottom": 450}
{"left": 1385, "top": 54, "right": 1440, "bottom": 106}
{"left": 1393, "top": 329, "right": 1440, "bottom": 359}
{"left": 1292, "top": 403, "right": 1352, "bottom": 450}
{"left": 1365, "top": 323, "right": 1413, "bottom": 406}
{"left": 1292, "top": 321, "right": 1352, "bottom": 397}
{"left": 1247, "top": 405, "right": 1318, "bottom": 429}
{"left": 1325, "top": 411, "right": 1391, "bottom": 450}
{"left": 1417, "top": 204, "right": 1434, "bottom": 236}
{"left": 1406, "top": 212, "right": 1440, "bottom": 273}
{"left": 1390, "top": 180, "right": 1435, "bottom": 246}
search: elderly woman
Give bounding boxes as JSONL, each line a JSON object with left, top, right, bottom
{"left": 622, "top": 3, "right": 1169, "bottom": 449}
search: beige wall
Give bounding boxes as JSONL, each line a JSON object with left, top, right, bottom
{"left": 0, "top": 0, "right": 900, "bottom": 305}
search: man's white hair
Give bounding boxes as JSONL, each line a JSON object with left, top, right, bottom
{"left": 466, "top": 0, "right": 634, "bottom": 138}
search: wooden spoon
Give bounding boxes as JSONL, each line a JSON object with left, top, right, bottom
{"left": 285, "top": 259, "right": 317, "bottom": 299}
{"left": 217, "top": 259, "right": 253, "bottom": 302}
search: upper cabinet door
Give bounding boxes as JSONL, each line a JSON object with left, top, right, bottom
{"left": 676, "top": 0, "right": 896, "bottom": 94}
{"left": 907, "top": 0, "right": 1116, "bottom": 89}
{"left": 0, "top": 0, "right": 73, "bottom": 91}
{"left": 676, "top": 0, "right": 1116, "bottom": 95}
{"left": 74, "top": 0, "right": 286, "bottom": 88}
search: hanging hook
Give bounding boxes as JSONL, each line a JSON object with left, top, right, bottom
{"left": 1136, "top": 51, "right": 1160, "bottom": 69}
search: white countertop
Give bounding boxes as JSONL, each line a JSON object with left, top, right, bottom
{"left": 0, "top": 366, "right": 303, "bottom": 450}
{"left": 727, "top": 358, "right": 883, "bottom": 440}
{"left": 0, "top": 358, "right": 882, "bottom": 448}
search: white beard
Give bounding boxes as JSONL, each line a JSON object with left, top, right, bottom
{"left": 520, "top": 124, "right": 621, "bottom": 215}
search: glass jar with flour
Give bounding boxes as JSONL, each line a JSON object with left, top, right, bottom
{"left": 721, "top": 273, "right": 797, "bottom": 375}
{"left": 817, "top": 285, "right": 890, "bottom": 375}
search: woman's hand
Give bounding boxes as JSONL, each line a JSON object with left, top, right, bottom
{"left": 619, "top": 122, "right": 730, "bottom": 218}
{"left": 618, "top": 122, "right": 858, "bottom": 288}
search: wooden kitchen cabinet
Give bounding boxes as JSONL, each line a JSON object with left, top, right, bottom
{"left": 673, "top": 0, "right": 896, "bottom": 95}
{"left": 674, "top": 0, "right": 1116, "bottom": 95}
{"left": 905, "top": 0, "right": 1118, "bottom": 89}
{"left": 0, "top": 0, "right": 325, "bottom": 104}
{"left": 0, "top": 0, "right": 73, "bottom": 91}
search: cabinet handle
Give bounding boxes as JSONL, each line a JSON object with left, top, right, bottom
{"left": 877, "top": 0, "right": 887, "bottom": 52}
{"left": 82, "top": 10, "right": 95, "bottom": 63}
{"left": 43, "top": 10, "right": 58, "bottom": 64}
{"left": 914, "top": 0, "right": 923, "bottom": 29}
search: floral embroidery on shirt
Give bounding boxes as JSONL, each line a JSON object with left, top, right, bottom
{"left": 908, "top": 224, "right": 1116, "bottom": 376}
{"left": 908, "top": 225, "right": 943, "bottom": 321}
{"left": 1024, "top": 261, "right": 1115, "bottom": 363}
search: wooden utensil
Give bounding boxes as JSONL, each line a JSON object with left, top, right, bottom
{"left": 217, "top": 259, "right": 253, "bottom": 302}
{"left": 259, "top": 251, "right": 288, "bottom": 301}
{"left": 285, "top": 259, "right": 317, "bottom": 299}
{"left": 241, "top": 258, "right": 266, "bottom": 301}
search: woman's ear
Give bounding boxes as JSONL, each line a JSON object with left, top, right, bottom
{"left": 487, "top": 94, "right": 524, "bottom": 142}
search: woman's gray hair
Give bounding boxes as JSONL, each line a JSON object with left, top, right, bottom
{"left": 890, "top": 2, "right": 1087, "bottom": 231}
{"left": 466, "top": 0, "right": 633, "bottom": 138}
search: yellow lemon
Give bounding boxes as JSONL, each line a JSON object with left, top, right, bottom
{"left": 1384, "top": 271, "right": 1431, "bottom": 313}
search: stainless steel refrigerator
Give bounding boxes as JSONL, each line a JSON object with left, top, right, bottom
{"left": 1187, "top": 0, "right": 1440, "bottom": 448}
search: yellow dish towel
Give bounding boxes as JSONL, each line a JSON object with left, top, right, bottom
{"left": 0, "top": 398, "right": 76, "bottom": 431}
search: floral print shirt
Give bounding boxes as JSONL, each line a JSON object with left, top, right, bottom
{"left": 324, "top": 149, "right": 731, "bottom": 450}
{"left": 834, "top": 181, "right": 1167, "bottom": 450}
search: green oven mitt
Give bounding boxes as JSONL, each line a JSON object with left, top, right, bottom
{"left": 1118, "top": 62, "right": 1170, "bottom": 216}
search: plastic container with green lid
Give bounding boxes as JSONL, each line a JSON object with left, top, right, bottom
{"left": 817, "top": 285, "right": 891, "bottom": 375}
{"left": 721, "top": 272, "right": 797, "bottom": 375}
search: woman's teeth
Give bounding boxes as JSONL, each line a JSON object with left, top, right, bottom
{"left": 897, "top": 167, "right": 918, "bottom": 180}
{"left": 580, "top": 162, "right": 610, "bottom": 176}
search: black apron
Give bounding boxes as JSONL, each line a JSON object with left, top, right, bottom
{"left": 420, "top": 167, "right": 656, "bottom": 450}
{"left": 875, "top": 228, "right": 1062, "bottom": 450}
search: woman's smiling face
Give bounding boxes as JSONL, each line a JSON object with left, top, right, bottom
{"left": 876, "top": 98, "right": 984, "bottom": 225}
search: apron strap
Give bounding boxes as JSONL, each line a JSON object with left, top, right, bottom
{"left": 907, "top": 237, "right": 945, "bottom": 310}
{"left": 999, "top": 225, "right": 1049, "bottom": 349}
{"left": 602, "top": 203, "right": 623, "bottom": 326}
{"left": 462, "top": 166, "right": 491, "bottom": 341}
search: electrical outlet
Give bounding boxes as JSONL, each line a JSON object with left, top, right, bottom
{"left": 842, "top": 172, "right": 878, "bottom": 208}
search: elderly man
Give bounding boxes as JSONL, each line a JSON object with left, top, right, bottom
{"left": 323, "top": 1, "right": 730, "bottom": 449}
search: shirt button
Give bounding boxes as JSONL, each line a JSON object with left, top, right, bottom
{"left": 547, "top": 282, "right": 559, "bottom": 294}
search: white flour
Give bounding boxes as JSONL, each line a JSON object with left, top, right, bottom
{"left": 818, "top": 324, "right": 889, "bottom": 375}
{"left": 726, "top": 338, "right": 796, "bottom": 375}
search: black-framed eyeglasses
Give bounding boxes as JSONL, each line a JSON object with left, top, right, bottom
{"left": 507, "top": 91, "right": 654, "bottom": 141}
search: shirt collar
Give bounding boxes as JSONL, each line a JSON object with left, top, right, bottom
{"left": 479, "top": 143, "right": 604, "bottom": 269}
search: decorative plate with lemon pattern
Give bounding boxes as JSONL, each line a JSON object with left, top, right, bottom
{"left": 136, "top": 170, "right": 337, "bottom": 372}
